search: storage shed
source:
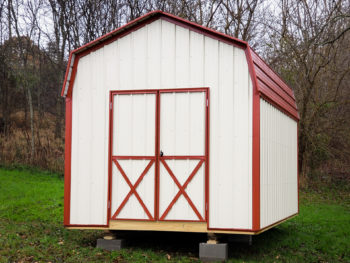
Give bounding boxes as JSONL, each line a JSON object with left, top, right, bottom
{"left": 61, "top": 11, "right": 299, "bottom": 235}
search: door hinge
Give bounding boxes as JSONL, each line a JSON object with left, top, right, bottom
{"left": 108, "top": 200, "right": 110, "bottom": 209}
{"left": 206, "top": 203, "right": 208, "bottom": 211}
{"left": 206, "top": 99, "right": 209, "bottom": 107}
{"left": 110, "top": 102, "right": 112, "bottom": 109}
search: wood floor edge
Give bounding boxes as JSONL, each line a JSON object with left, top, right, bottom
{"left": 65, "top": 215, "right": 297, "bottom": 234}
{"left": 66, "top": 221, "right": 254, "bottom": 234}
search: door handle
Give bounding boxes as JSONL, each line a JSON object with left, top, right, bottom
{"left": 160, "top": 150, "right": 164, "bottom": 157}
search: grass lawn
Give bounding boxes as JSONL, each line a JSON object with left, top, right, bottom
{"left": 0, "top": 167, "right": 349, "bottom": 262}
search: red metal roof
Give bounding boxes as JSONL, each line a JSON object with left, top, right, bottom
{"left": 250, "top": 50, "right": 299, "bottom": 120}
{"left": 61, "top": 10, "right": 298, "bottom": 120}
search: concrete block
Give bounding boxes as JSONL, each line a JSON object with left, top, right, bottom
{"left": 96, "top": 238, "right": 124, "bottom": 251}
{"left": 199, "top": 243, "right": 228, "bottom": 262}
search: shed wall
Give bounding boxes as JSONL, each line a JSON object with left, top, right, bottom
{"left": 260, "top": 99, "right": 298, "bottom": 228}
{"left": 70, "top": 47, "right": 109, "bottom": 225}
{"left": 70, "top": 19, "right": 252, "bottom": 229}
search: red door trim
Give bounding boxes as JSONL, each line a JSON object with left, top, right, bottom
{"left": 158, "top": 87, "right": 208, "bottom": 93}
{"left": 113, "top": 156, "right": 155, "bottom": 160}
{"left": 155, "top": 90, "right": 160, "bottom": 220}
{"left": 160, "top": 156, "right": 206, "bottom": 160}
{"left": 205, "top": 90, "right": 210, "bottom": 227}
{"left": 107, "top": 91, "right": 113, "bottom": 223}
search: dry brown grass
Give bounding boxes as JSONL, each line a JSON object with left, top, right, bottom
{"left": 0, "top": 111, "right": 64, "bottom": 173}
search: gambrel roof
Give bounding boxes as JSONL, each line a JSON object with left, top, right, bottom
{"left": 61, "top": 10, "right": 298, "bottom": 120}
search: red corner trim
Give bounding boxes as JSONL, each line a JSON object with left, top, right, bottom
{"left": 63, "top": 56, "right": 78, "bottom": 226}
{"left": 245, "top": 46, "right": 261, "bottom": 231}
{"left": 64, "top": 97, "right": 72, "bottom": 225}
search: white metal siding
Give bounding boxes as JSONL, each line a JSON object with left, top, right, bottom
{"left": 70, "top": 19, "right": 252, "bottom": 228}
{"left": 70, "top": 49, "right": 108, "bottom": 225}
{"left": 260, "top": 99, "right": 298, "bottom": 228}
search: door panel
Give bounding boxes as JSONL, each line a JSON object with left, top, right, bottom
{"left": 159, "top": 91, "right": 207, "bottom": 221}
{"left": 110, "top": 92, "right": 156, "bottom": 221}
{"left": 160, "top": 92, "right": 206, "bottom": 156}
{"left": 113, "top": 93, "right": 156, "bottom": 156}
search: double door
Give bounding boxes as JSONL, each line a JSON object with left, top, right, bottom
{"left": 108, "top": 88, "right": 208, "bottom": 222}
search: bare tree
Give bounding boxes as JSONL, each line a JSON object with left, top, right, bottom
{"left": 262, "top": 0, "right": 350, "bottom": 180}
{"left": 0, "top": 0, "right": 348, "bottom": 179}
{"left": 211, "top": 0, "right": 267, "bottom": 50}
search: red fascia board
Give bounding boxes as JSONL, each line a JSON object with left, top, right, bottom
{"left": 65, "top": 56, "right": 79, "bottom": 98}
{"left": 73, "top": 11, "right": 160, "bottom": 55}
{"left": 73, "top": 10, "right": 246, "bottom": 55}
{"left": 77, "top": 16, "right": 159, "bottom": 60}
{"left": 160, "top": 16, "right": 246, "bottom": 49}
{"left": 60, "top": 53, "right": 73, "bottom": 97}
{"left": 257, "top": 78, "right": 298, "bottom": 118}
{"left": 251, "top": 49, "right": 294, "bottom": 98}
{"left": 254, "top": 66, "right": 297, "bottom": 109}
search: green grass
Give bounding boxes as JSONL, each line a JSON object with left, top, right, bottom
{"left": 0, "top": 167, "right": 349, "bottom": 262}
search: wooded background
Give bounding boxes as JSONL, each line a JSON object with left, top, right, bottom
{"left": 0, "top": 0, "right": 349, "bottom": 186}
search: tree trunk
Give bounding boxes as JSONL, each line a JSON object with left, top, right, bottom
{"left": 27, "top": 86, "right": 35, "bottom": 163}
{"left": 55, "top": 97, "right": 61, "bottom": 138}
{"left": 55, "top": 62, "right": 65, "bottom": 139}
{"left": 1, "top": 77, "right": 10, "bottom": 135}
